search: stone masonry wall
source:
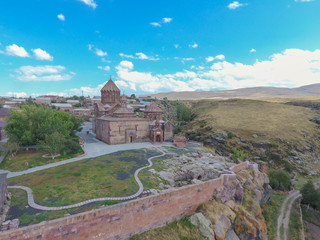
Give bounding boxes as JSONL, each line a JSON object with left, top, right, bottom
{"left": 0, "top": 162, "right": 250, "bottom": 240}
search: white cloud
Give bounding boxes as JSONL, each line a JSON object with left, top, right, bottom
{"left": 15, "top": 65, "right": 74, "bottom": 82}
{"left": 57, "top": 14, "right": 65, "bottom": 21}
{"left": 98, "top": 65, "right": 110, "bottom": 71}
{"left": 181, "top": 57, "right": 195, "bottom": 61}
{"left": 294, "top": 0, "right": 314, "bottom": 2}
{"left": 150, "top": 17, "right": 173, "bottom": 27}
{"left": 206, "top": 56, "right": 215, "bottom": 62}
{"left": 228, "top": 1, "right": 247, "bottom": 10}
{"left": 7, "top": 92, "right": 28, "bottom": 98}
{"left": 150, "top": 22, "right": 161, "bottom": 27}
{"left": 215, "top": 54, "right": 225, "bottom": 60}
{"left": 116, "top": 60, "right": 134, "bottom": 71}
{"left": 250, "top": 48, "right": 256, "bottom": 53}
{"left": 162, "top": 17, "right": 173, "bottom": 23}
{"left": 46, "top": 48, "right": 320, "bottom": 96}
{"left": 88, "top": 44, "right": 93, "bottom": 51}
{"left": 206, "top": 54, "right": 225, "bottom": 62}
{"left": 32, "top": 48, "right": 53, "bottom": 61}
{"left": 174, "top": 44, "right": 180, "bottom": 49}
{"left": 5, "top": 44, "right": 30, "bottom": 57}
{"left": 95, "top": 48, "right": 107, "bottom": 57}
{"left": 120, "top": 52, "right": 159, "bottom": 61}
{"left": 78, "top": 0, "right": 97, "bottom": 9}
{"left": 189, "top": 43, "right": 198, "bottom": 48}
{"left": 114, "top": 48, "right": 320, "bottom": 93}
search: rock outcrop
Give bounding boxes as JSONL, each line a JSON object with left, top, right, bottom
{"left": 189, "top": 163, "right": 270, "bottom": 240}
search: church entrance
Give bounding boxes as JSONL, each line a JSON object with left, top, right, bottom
{"left": 129, "top": 136, "right": 133, "bottom": 143}
{"left": 155, "top": 135, "right": 161, "bottom": 142}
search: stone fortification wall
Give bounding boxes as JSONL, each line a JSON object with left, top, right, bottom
{"left": 0, "top": 170, "right": 8, "bottom": 214}
{"left": 0, "top": 162, "right": 251, "bottom": 240}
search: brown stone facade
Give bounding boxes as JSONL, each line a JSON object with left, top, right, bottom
{"left": 0, "top": 162, "right": 251, "bottom": 240}
{"left": 94, "top": 79, "right": 173, "bottom": 145}
{"left": 173, "top": 136, "right": 187, "bottom": 148}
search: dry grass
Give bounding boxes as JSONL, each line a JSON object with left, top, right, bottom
{"left": 190, "top": 98, "right": 319, "bottom": 142}
{"left": 131, "top": 216, "right": 207, "bottom": 240}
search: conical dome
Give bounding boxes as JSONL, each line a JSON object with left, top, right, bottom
{"left": 101, "top": 78, "right": 120, "bottom": 92}
{"left": 145, "top": 102, "right": 163, "bottom": 113}
{"left": 101, "top": 78, "right": 121, "bottom": 104}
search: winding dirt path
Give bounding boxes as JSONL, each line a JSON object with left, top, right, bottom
{"left": 277, "top": 190, "right": 301, "bottom": 240}
{"left": 7, "top": 148, "right": 166, "bottom": 211}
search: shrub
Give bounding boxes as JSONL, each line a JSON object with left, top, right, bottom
{"left": 174, "top": 126, "right": 182, "bottom": 134}
{"left": 227, "top": 132, "right": 234, "bottom": 139}
{"left": 232, "top": 148, "right": 248, "bottom": 161}
{"left": 301, "top": 181, "right": 320, "bottom": 210}
{"left": 267, "top": 169, "right": 291, "bottom": 191}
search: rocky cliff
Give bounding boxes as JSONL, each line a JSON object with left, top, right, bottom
{"left": 189, "top": 165, "right": 271, "bottom": 240}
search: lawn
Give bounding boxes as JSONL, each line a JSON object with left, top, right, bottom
{"left": 7, "top": 149, "right": 162, "bottom": 207}
{"left": 0, "top": 142, "right": 84, "bottom": 172}
{"left": 261, "top": 191, "right": 287, "bottom": 240}
{"left": 6, "top": 148, "right": 168, "bottom": 226}
{"left": 6, "top": 188, "right": 120, "bottom": 227}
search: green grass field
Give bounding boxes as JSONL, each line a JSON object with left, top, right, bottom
{"left": 288, "top": 199, "right": 303, "bottom": 240}
{"left": 262, "top": 191, "right": 287, "bottom": 240}
{"left": 7, "top": 149, "right": 162, "bottom": 207}
{"left": 0, "top": 145, "right": 84, "bottom": 172}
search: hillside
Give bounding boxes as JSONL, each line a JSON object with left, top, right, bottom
{"left": 182, "top": 98, "right": 320, "bottom": 175}
{"left": 141, "top": 83, "right": 320, "bottom": 100}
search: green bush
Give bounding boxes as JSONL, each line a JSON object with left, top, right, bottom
{"left": 227, "top": 132, "right": 234, "bottom": 139}
{"left": 174, "top": 126, "right": 182, "bottom": 134}
{"left": 267, "top": 169, "right": 291, "bottom": 191}
{"left": 301, "top": 181, "right": 320, "bottom": 210}
{"left": 232, "top": 148, "right": 247, "bottom": 161}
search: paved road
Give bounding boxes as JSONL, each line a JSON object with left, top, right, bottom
{"left": 7, "top": 122, "right": 170, "bottom": 178}
{"left": 8, "top": 148, "right": 166, "bottom": 210}
{"left": 277, "top": 190, "right": 302, "bottom": 240}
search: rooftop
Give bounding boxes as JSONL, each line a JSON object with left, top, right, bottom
{"left": 144, "top": 102, "right": 163, "bottom": 113}
{"left": 0, "top": 108, "right": 10, "bottom": 117}
{"left": 101, "top": 79, "right": 120, "bottom": 92}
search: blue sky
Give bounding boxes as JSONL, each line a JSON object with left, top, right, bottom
{"left": 1, "top": 0, "right": 320, "bottom": 97}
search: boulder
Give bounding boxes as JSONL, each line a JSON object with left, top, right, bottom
{"left": 190, "top": 213, "right": 214, "bottom": 240}
{"left": 225, "top": 228, "right": 240, "bottom": 240}
{"left": 214, "top": 214, "right": 231, "bottom": 240}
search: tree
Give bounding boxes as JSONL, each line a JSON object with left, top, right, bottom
{"left": 26, "top": 97, "right": 34, "bottom": 105}
{"left": 39, "top": 132, "right": 66, "bottom": 159}
{"left": 267, "top": 169, "right": 291, "bottom": 191}
{"left": 301, "top": 181, "right": 320, "bottom": 210}
{"left": 5, "top": 105, "right": 82, "bottom": 147}
{"left": 129, "top": 94, "right": 136, "bottom": 99}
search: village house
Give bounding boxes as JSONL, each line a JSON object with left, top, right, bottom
{"left": 93, "top": 78, "right": 173, "bottom": 144}
{"left": 50, "top": 103, "right": 73, "bottom": 112}
{"left": 72, "top": 108, "right": 92, "bottom": 120}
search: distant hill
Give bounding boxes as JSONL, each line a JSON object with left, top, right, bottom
{"left": 140, "top": 83, "right": 320, "bottom": 100}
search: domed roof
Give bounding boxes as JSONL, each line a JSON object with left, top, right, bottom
{"left": 144, "top": 102, "right": 163, "bottom": 113}
{"left": 101, "top": 78, "right": 120, "bottom": 92}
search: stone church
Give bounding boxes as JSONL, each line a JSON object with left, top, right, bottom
{"left": 93, "top": 78, "right": 173, "bottom": 144}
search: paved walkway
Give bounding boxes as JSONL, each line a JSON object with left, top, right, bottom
{"left": 8, "top": 148, "right": 166, "bottom": 211}
{"left": 7, "top": 122, "right": 170, "bottom": 178}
